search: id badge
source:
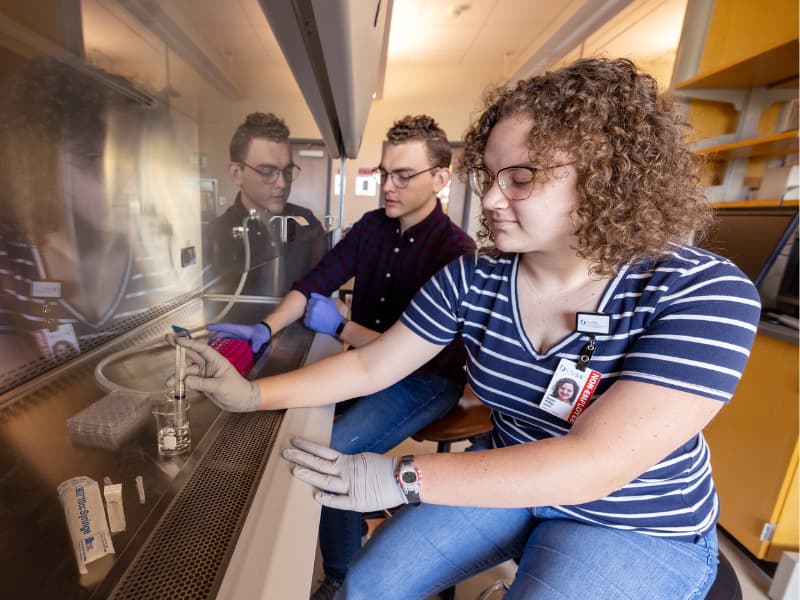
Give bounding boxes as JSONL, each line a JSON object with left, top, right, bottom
{"left": 539, "top": 358, "right": 602, "bottom": 423}
{"left": 33, "top": 324, "right": 79, "bottom": 360}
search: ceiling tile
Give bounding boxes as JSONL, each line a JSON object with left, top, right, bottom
{"left": 486, "top": 0, "right": 572, "bottom": 25}
{"left": 418, "top": 0, "right": 495, "bottom": 24}
{"left": 167, "top": 0, "right": 252, "bottom": 25}
{"left": 462, "top": 24, "right": 544, "bottom": 63}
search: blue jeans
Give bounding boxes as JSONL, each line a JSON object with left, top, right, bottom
{"left": 318, "top": 371, "right": 463, "bottom": 581}
{"left": 341, "top": 504, "right": 719, "bottom": 599}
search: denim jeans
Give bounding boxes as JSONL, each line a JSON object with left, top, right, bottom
{"left": 318, "top": 370, "right": 463, "bottom": 581}
{"left": 340, "top": 504, "right": 719, "bottom": 600}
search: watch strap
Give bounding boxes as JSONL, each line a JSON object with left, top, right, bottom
{"left": 396, "top": 454, "right": 421, "bottom": 505}
{"left": 259, "top": 321, "right": 272, "bottom": 338}
{"left": 334, "top": 318, "right": 348, "bottom": 340}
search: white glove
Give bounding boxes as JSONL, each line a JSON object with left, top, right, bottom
{"left": 168, "top": 336, "right": 261, "bottom": 412}
{"left": 282, "top": 438, "right": 407, "bottom": 512}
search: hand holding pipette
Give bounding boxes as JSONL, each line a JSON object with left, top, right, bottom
{"left": 166, "top": 336, "right": 261, "bottom": 412}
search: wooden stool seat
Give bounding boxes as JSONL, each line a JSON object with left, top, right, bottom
{"left": 412, "top": 386, "right": 492, "bottom": 451}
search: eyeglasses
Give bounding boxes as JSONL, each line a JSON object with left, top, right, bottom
{"left": 468, "top": 163, "right": 573, "bottom": 201}
{"left": 240, "top": 162, "right": 301, "bottom": 184}
{"left": 372, "top": 165, "right": 440, "bottom": 189}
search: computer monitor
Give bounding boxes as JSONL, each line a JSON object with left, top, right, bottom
{"left": 700, "top": 206, "right": 799, "bottom": 317}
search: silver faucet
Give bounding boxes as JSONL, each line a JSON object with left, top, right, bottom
{"left": 269, "top": 215, "right": 303, "bottom": 243}
{"left": 231, "top": 208, "right": 260, "bottom": 239}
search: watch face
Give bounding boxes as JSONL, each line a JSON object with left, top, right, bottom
{"left": 401, "top": 471, "right": 417, "bottom": 484}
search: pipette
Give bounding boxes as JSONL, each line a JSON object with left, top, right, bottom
{"left": 170, "top": 325, "right": 191, "bottom": 401}
{"left": 174, "top": 343, "right": 186, "bottom": 400}
{"left": 170, "top": 326, "right": 191, "bottom": 435}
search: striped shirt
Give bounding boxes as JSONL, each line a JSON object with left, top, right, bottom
{"left": 293, "top": 200, "right": 475, "bottom": 381}
{"left": 0, "top": 221, "right": 201, "bottom": 392}
{"left": 401, "top": 246, "right": 761, "bottom": 540}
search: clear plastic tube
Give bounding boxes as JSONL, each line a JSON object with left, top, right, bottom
{"left": 94, "top": 211, "right": 256, "bottom": 395}
{"left": 174, "top": 343, "right": 186, "bottom": 400}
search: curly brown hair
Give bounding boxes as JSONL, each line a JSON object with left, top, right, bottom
{"left": 229, "top": 112, "right": 290, "bottom": 162}
{"left": 462, "top": 57, "right": 711, "bottom": 276}
{"left": 386, "top": 114, "right": 452, "bottom": 168}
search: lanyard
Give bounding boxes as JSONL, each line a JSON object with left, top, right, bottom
{"left": 576, "top": 335, "right": 596, "bottom": 372}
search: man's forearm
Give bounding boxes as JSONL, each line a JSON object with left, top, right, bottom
{"left": 263, "top": 290, "right": 308, "bottom": 335}
{"left": 339, "top": 320, "right": 381, "bottom": 348}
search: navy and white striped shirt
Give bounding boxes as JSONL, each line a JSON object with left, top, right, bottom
{"left": 401, "top": 246, "right": 761, "bottom": 540}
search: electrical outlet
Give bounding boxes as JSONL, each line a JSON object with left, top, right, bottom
{"left": 180, "top": 246, "right": 196, "bottom": 267}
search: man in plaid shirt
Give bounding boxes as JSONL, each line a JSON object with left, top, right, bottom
{"left": 207, "top": 114, "right": 474, "bottom": 599}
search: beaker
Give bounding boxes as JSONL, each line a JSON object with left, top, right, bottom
{"left": 151, "top": 394, "right": 191, "bottom": 456}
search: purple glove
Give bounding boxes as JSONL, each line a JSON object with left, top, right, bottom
{"left": 304, "top": 292, "right": 344, "bottom": 336}
{"left": 207, "top": 322, "right": 271, "bottom": 353}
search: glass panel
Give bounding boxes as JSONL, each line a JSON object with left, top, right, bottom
{"left": 0, "top": 1, "right": 331, "bottom": 394}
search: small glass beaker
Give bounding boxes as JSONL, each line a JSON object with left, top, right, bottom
{"left": 152, "top": 394, "right": 191, "bottom": 456}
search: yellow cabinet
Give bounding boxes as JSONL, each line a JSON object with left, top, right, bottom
{"left": 671, "top": 1, "right": 798, "bottom": 203}
{"left": 671, "top": 0, "right": 799, "bottom": 563}
{"left": 703, "top": 331, "right": 799, "bottom": 561}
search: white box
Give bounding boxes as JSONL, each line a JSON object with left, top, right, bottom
{"left": 756, "top": 166, "right": 797, "bottom": 200}
{"left": 769, "top": 551, "right": 800, "bottom": 600}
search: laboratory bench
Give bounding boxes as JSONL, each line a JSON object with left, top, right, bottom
{"left": 0, "top": 296, "right": 339, "bottom": 599}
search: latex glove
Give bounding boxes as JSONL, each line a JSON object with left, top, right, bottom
{"left": 282, "top": 438, "right": 407, "bottom": 512}
{"left": 207, "top": 322, "right": 271, "bottom": 353}
{"left": 168, "top": 336, "right": 261, "bottom": 412}
{"left": 304, "top": 292, "right": 344, "bottom": 336}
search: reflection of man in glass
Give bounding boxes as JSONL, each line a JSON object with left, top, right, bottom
{"left": 553, "top": 378, "right": 578, "bottom": 403}
{"left": 208, "top": 113, "right": 324, "bottom": 282}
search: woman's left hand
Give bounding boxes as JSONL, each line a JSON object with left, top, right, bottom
{"left": 282, "top": 438, "right": 407, "bottom": 511}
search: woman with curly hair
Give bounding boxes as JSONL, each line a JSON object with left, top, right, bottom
{"left": 176, "top": 58, "right": 760, "bottom": 598}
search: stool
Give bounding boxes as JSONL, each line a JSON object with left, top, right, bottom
{"left": 411, "top": 386, "right": 493, "bottom": 600}
{"left": 707, "top": 550, "right": 743, "bottom": 600}
{"left": 412, "top": 385, "right": 492, "bottom": 452}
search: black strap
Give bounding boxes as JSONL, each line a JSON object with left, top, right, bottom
{"left": 576, "top": 335, "right": 596, "bottom": 372}
{"left": 334, "top": 318, "right": 348, "bottom": 338}
{"left": 259, "top": 321, "right": 272, "bottom": 337}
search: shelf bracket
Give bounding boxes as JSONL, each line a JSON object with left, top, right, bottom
{"left": 760, "top": 522, "right": 777, "bottom": 542}
{"left": 671, "top": 88, "right": 749, "bottom": 111}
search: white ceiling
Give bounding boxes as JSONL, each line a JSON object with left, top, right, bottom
{"left": 80, "top": 0, "right": 688, "bottom": 97}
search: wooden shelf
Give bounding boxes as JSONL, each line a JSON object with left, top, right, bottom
{"left": 698, "top": 130, "right": 799, "bottom": 160}
{"left": 711, "top": 199, "right": 800, "bottom": 209}
{"left": 675, "top": 39, "right": 799, "bottom": 90}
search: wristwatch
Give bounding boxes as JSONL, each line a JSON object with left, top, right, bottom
{"left": 396, "top": 455, "right": 421, "bottom": 505}
{"left": 334, "top": 318, "right": 348, "bottom": 341}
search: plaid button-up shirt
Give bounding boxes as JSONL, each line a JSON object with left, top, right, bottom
{"left": 292, "top": 200, "right": 474, "bottom": 381}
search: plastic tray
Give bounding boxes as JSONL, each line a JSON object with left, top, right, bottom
{"left": 67, "top": 390, "right": 152, "bottom": 450}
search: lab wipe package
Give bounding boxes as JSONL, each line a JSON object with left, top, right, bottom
{"left": 57, "top": 476, "right": 115, "bottom": 574}
{"left": 67, "top": 390, "right": 151, "bottom": 450}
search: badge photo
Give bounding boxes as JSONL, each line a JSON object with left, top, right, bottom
{"left": 540, "top": 358, "right": 602, "bottom": 423}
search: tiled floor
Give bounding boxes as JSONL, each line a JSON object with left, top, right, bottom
{"left": 311, "top": 437, "right": 782, "bottom": 600}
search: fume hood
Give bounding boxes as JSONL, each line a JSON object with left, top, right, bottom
{"left": 258, "top": 0, "right": 392, "bottom": 159}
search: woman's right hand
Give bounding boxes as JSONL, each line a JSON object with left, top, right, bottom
{"left": 170, "top": 337, "right": 262, "bottom": 412}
